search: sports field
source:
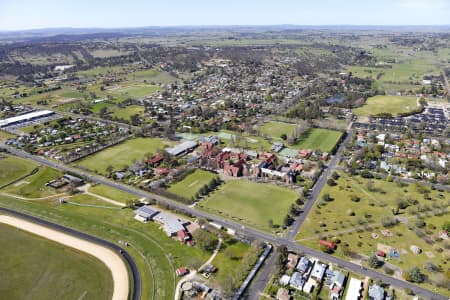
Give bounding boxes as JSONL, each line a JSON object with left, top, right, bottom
{"left": 0, "top": 223, "right": 113, "bottom": 300}
{"left": 353, "top": 95, "right": 418, "bottom": 116}
{"left": 259, "top": 121, "right": 296, "bottom": 138}
{"left": 198, "top": 180, "right": 298, "bottom": 232}
{"left": 168, "top": 169, "right": 218, "bottom": 199}
{"left": 77, "top": 138, "right": 168, "bottom": 174}
{"left": 291, "top": 128, "right": 343, "bottom": 152}
{"left": 0, "top": 155, "right": 37, "bottom": 187}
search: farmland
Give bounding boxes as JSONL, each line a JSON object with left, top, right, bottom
{"left": 77, "top": 138, "right": 169, "bottom": 174}
{"left": 353, "top": 95, "right": 418, "bottom": 116}
{"left": 168, "top": 169, "right": 218, "bottom": 200}
{"left": 198, "top": 179, "right": 298, "bottom": 232}
{"left": 0, "top": 223, "right": 113, "bottom": 300}
{"left": 0, "top": 155, "right": 37, "bottom": 187}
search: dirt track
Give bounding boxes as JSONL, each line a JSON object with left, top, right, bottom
{"left": 0, "top": 214, "right": 129, "bottom": 300}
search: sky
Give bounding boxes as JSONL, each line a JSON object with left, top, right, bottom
{"left": 0, "top": 0, "right": 449, "bottom": 31}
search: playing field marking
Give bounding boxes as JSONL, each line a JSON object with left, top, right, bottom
{"left": 187, "top": 180, "right": 199, "bottom": 188}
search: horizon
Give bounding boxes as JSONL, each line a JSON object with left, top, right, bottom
{"left": 1, "top": 0, "right": 450, "bottom": 31}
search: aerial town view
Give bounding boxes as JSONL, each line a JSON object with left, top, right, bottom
{"left": 0, "top": 1, "right": 449, "bottom": 300}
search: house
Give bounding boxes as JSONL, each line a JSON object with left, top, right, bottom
{"left": 176, "top": 267, "right": 189, "bottom": 276}
{"left": 289, "top": 272, "right": 305, "bottom": 290}
{"left": 177, "top": 229, "right": 191, "bottom": 244}
{"left": 330, "top": 271, "right": 346, "bottom": 288}
{"left": 302, "top": 282, "right": 314, "bottom": 294}
{"left": 368, "top": 284, "right": 385, "bottom": 300}
{"left": 345, "top": 278, "right": 362, "bottom": 300}
{"left": 286, "top": 253, "right": 299, "bottom": 269}
{"left": 276, "top": 288, "right": 290, "bottom": 300}
{"left": 296, "top": 256, "right": 312, "bottom": 274}
{"left": 376, "top": 250, "right": 386, "bottom": 258}
{"left": 310, "top": 263, "right": 327, "bottom": 282}
{"left": 153, "top": 212, "right": 189, "bottom": 236}
{"left": 145, "top": 154, "right": 164, "bottom": 166}
{"left": 134, "top": 206, "right": 159, "bottom": 222}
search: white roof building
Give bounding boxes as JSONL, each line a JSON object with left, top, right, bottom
{"left": 345, "top": 278, "right": 363, "bottom": 300}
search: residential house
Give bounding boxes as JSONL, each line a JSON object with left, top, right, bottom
{"left": 345, "top": 278, "right": 363, "bottom": 300}
{"left": 289, "top": 272, "right": 305, "bottom": 290}
{"left": 296, "top": 256, "right": 312, "bottom": 274}
{"left": 310, "top": 263, "right": 327, "bottom": 282}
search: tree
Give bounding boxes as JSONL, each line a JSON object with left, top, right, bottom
{"left": 442, "top": 221, "right": 450, "bottom": 232}
{"left": 268, "top": 219, "right": 274, "bottom": 228}
{"left": 106, "top": 165, "right": 114, "bottom": 176}
{"left": 406, "top": 267, "right": 424, "bottom": 283}
{"left": 322, "top": 193, "right": 332, "bottom": 202}
{"left": 192, "top": 230, "right": 218, "bottom": 252}
{"left": 327, "top": 178, "right": 337, "bottom": 186}
{"left": 280, "top": 133, "right": 287, "bottom": 140}
{"left": 368, "top": 254, "right": 381, "bottom": 268}
{"left": 320, "top": 243, "right": 333, "bottom": 254}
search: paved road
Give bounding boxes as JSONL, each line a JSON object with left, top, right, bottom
{"left": 0, "top": 206, "right": 141, "bottom": 300}
{"left": 286, "top": 129, "right": 352, "bottom": 240}
{"left": 1, "top": 143, "right": 448, "bottom": 300}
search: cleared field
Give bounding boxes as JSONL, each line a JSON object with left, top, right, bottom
{"left": 198, "top": 180, "right": 298, "bottom": 232}
{"left": 0, "top": 155, "right": 37, "bottom": 187}
{"left": 0, "top": 223, "right": 113, "bottom": 300}
{"left": 168, "top": 169, "right": 218, "bottom": 199}
{"left": 107, "top": 84, "right": 159, "bottom": 98}
{"left": 3, "top": 166, "right": 61, "bottom": 198}
{"left": 353, "top": 95, "right": 418, "bottom": 116}
{"left": 259, "top": 121, "right": 296, "bottom": 138}
{"left": 89, "top": 184, "right": 140, "bottom": 203}
{"left": 296, "top": 172, "right": 450, "bottom": 296}
{"left": 291, "top": 128, "right": 343, "bottom": 152}
{"left": 112, "top": 105, "right": 145, "bottom": 120}
{"left": 77, "top": 138, "right": 168, "bottom": 174}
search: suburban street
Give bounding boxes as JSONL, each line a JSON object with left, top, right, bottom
{"left": 0, "top": 141, "right": 448, "bottom": 300}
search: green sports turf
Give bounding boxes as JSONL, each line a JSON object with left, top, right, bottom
{"left": 353, "top": 95, "right": 418, "bottom": 116}
{"left": 0, "top": 223, "right": 113, "bottom": 300}
{"left": 198, "top": 180, "right": 298, "bottom": 232}
{"left": 259, "top": 121, "right": 296, "bottom": 139}
{"left": 290, "top": 128, "right": 343, "bottom": 152}
{"left": 168, "top": 169, "right": 218, "bottom": 199}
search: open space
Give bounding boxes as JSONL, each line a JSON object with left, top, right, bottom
{"left": 259, "top": 121, "right": 296, "bottom": 139}
{"left": 0, "top": 222, "right": 113, "bottom": 300}
{"left": 296, "top": 172, "right": 450, "bottom": 296}
{"left": 168, "top": 169, "right": 218, "bottom": 200}
{"left": 198, "top": 179, "right": 298, "bottom": 232}
{"left": 353, "top": 95, "right": 418, "bottom": 116}
{"left": 0, "top": 155, "right": 37, "bottom": 187}
{"left": 3, "top": 166, "right": 61, "bottom": 198}
{"left": 77, "top": 137, "right": 169, "bottom": 174}
{"left": 291, "top": 128, "right": 343, "bottom": 152}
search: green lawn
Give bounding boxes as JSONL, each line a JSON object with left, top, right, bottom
{"left": 77, "top": 138, "right": 168, "bottom": 174}
{"left": 168, "top": 170, "right": 218, "bottom": 200}
{"left": 353, "top": 95, "right": 418, "bottom": 116}
{"left": 107, "top": 85, "right": 159, "bottom": 98}
{"left": 290, "top": 128, "right": 343, "bottom": 152}
{"left": 0, "top": 223, "right": 113, "bottom": 300}
{"left": 3, "top": 166, "right": 61, "bottom": 198}
{"left": 198, "top": 180, "right": 298, "bottom": 232}
{"left": 296, "top": 172, "right": 450, "bottom": 296}
{"left": 259, "top": 121, "right": 296, "bottom": 139}
{"left": 112, "top": 105, "right": 145, "bottom": 120}
{"left": 0, "top": 155, "right": 37, "bottom": 187}
{"left": 89, "top": 184, "right": 140, "bottom": 203}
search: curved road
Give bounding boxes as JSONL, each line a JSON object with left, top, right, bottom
{"left": 0, "top": 206, "right": 141, "bottom": 300}
{"left": 1, "top": 143, "right": 448, "bottom": 300}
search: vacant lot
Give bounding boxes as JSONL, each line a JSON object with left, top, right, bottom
{"left": 296, "top": 172, "right": 450, "bottom": 296}
{"left": 168, "top": 169, "right": 218, "bottom": 200}
{"left": 0, "top": 224, "right": 113, "bottom": 300}
{"left": 0, "top": 155, "right": 37, "bottom": 187}
{"left": 353, "top": 95, "right": 418, "bottom": 116}
{"left": 77, "top": 138, "right": 168, "bottom": 174}
{"left": 112, "top": 105, "right": 145, "bottom": 120}
{"left": 89, "top": 184, "right": 140, "bottom": 203}
{"left": 4, "top": 166, "right": 61, "bottom": 198}
{"left": 198, "top": 180, "right": 298, "bottom": 232}
{"left": 259, "top": 121, "right": 296, "bottom": 139}
{"left": 291, "top": 128, "right": 343, "bottom": 152}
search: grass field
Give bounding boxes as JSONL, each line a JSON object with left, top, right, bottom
{"left": 89, "top": 184, "right": 140, "bottom": 203}
{"left": 0, "top": 223, "right": 113, "bottom": 300}
{"left": 77, "top": 138, "right": 168, "bottom": 174}
{"left": 290, "top": 128, "right": 343, "bottom": 152}
{"left": 0, "top": 155, "right": 37, "bottom": 187}
{"left": 198, "top": 180, "right": 298, "bottom": 232}
{"left": 168, "top": 170, "right": 218, "bottom": 200}
{"left": 353, "top": 95, "right": 418, "bottom": 116}
{"left": 259, "top": 121, "right": 296, "bottom": 139}
{"left": 296, "top": 172, "right": 450, "bottom": 296}
{"left": 112, "top": 105, "right": 145, "bottom": 120}
{"left": 4, "top": 166, "right": 61, "bottom": 198}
